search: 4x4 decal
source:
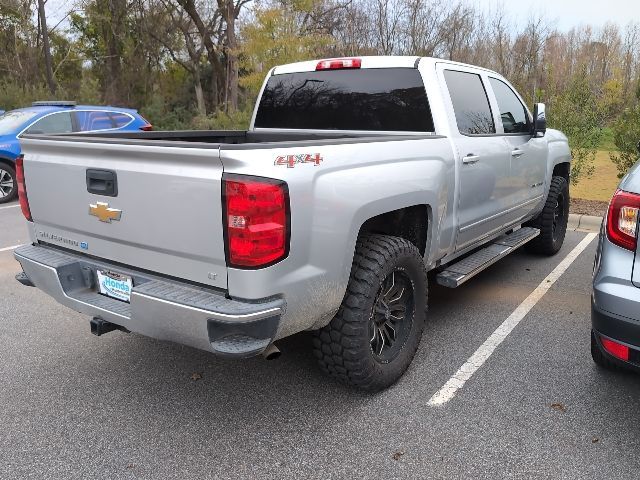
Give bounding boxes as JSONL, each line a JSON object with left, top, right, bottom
{"left": 274, "top": 153, "right": 323, "bottom": 168}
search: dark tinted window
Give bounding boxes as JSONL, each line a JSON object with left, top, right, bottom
{"left": 444, "top": 70, "right": 495, "bottom": 134}
{"left": 110, "top": 112, "right": 133, "bottom": 128}
{"left": 255, "top": 68, "right": 434, "bottom": 131}
{"left": 489, "top": 78, "right": 530, "bottom": 134}
{"left": 26, "top": 111, "right": 73, "bottom": 134}
{"left": 74, "top": 111, "right": 115, "bottom": 131}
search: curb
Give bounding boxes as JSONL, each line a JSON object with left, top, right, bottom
{"left": 567, "top": 214, "right": 603, "bottom": 233}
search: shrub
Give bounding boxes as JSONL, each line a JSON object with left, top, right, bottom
{"left": 190, "top": 107, "right": 254, "bottom": 130}
{"left": 548, "top": 69, "right": 604, "bottom": 185}
{"left": 610, "top": 103, "right": 640, "bottom": 178}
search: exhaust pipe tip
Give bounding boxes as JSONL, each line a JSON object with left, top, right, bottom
{"left": 261, "top": 343, "right": 281, "bottom": 360}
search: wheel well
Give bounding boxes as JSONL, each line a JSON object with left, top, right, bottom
{"left": 359, "top": 205, "right": 429, "bottom": 256}
{"left": 553, "top": 162, "right": 570, "bottom": 182}
{"left": 0, "top": 157, "right": 15, "bottom": 173}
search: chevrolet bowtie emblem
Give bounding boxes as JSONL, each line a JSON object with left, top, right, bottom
{"left": 89, "top": 202, "right": 122, "bottom": 223}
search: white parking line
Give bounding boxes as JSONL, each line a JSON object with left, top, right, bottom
{"left": 0, "top": 204, "right": 19, "bottom": 211}
{"left": 0, "top": 244, "right": 22, "bottom": 253}
{"left": 428, "top": 232, "right": 598, "bottom": 407}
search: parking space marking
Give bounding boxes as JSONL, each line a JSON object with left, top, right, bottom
{"left": 0, "top": 244, "right": 22, "bottom": 253}
{"left": 0, "top": 204, "right": 19, "bottom": 211}
{"left": 428, "top": 232, "right": 598, "bottom": 406}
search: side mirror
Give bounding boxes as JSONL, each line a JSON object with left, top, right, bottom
{"left": 532, "top": 103, "right": 546, "bottom": 137}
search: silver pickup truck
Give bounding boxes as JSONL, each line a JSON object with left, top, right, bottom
{"left": 14, "top": 56, "right": 571, "bottom": 391}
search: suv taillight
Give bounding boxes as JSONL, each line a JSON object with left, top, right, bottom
{"left": 223, "top": 175, "right": 289, "bottom": 268}
{"left": 606, "top": 189, "right": 640, "bottom": 251}
{"left": 15, "top": 155, "right": 32, "bottom": 221}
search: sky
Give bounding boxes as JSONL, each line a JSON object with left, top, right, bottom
{"left": 482, "top": 0, "right": 640, "bottom": 31}
{"left": 45, "top": 0, "right": 640, "bottom": 34}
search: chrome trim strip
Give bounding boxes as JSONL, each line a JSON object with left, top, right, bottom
{"left": 460, "top": 195, "right": 544, "bottom": 233}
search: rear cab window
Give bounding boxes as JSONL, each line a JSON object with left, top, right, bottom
{"left": 255, "top": 68, "right": 434, "bottom": 132}
{"left": 443, "top": 70, "right": 495, "bottom": 135}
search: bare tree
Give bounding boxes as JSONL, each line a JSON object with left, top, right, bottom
{"left": 401, "top": 0, "right": 446, "bottom": 56}
{"left": 372, "top": 0, "right": 405, "bottom": 55}
{"left": 217, "top": 0, "right": 252, "bottom": 113}
{"left": 37, "top": 0, "right": 56, "bottom": 94}
{"left": 177, "top": 0, "right": 224, "bottom": 109}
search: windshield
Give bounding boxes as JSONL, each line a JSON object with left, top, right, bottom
{"left": 255, "top": 68, "right": 434, "bottom": 132}
{"left": 0, "top": 111, "right": 39, "bottom": 136}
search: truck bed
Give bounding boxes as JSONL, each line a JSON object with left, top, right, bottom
{"left": 22, "top": 129, "right": 438, "bottom": 149}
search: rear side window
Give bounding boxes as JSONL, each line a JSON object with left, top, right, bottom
{"left": 110, "top": 112, "right": 133, "bottom": 128}
{"left": 26, "top": 112, "right": 73, "bottom": 134}
{"left": 255, "top": 68, "right": 434, "bottom": 132}
{"left": 444, "top": 70, "right": 495, "bottom": 135}
{"left": 74, "top": 111, "right": 115, "bottom": 131}
{"left": 489, "top": 78, "right": 531, "bottom": 134}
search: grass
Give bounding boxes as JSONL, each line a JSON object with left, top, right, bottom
{"left": 599, "top": 127, "right": 617, "bottom": 152}
{"left": 570, "top": 150, "right": 619, "bottom": 202}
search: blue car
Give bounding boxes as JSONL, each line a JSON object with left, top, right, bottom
{"left": 0, "top": 101, "right": 151, "bottom": 203}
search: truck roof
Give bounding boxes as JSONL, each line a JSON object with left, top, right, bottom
{"left": 272, "top": 56, "right": 499, "bottom": 76}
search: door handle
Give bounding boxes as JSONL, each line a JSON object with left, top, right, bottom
{"left": 462, "top": 154, "right": 480, "bottom": 164}
{"left": 86, "top": 169, "right": 118, "bottom": 196}
{"left": 511, "top": 148, "right": 525, "bottom": 158}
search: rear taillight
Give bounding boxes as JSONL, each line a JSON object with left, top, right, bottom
{"left": 601, "top": 337, "right": 630, "bottom": 361}
{"left": 15, "top": 155, "right": 32, "bottom": 221}
{"left": 223, "top": 175, "right": 289, "bottom": 268}
{"left": 139, "top": 124, "right": 153, "bottom": 131}
{"left": 316, "top": 58, "right": 362, "bottom": 70}
{"left": 606, "top": 189, "right": 640, "bottom": 251}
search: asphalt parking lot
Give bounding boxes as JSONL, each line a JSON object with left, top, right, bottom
{"left": 1, "top": 200, "right": 639, "bottom": 479}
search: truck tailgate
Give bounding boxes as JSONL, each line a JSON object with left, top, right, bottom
{"left": 20, "top": 138, "right": 227, "bottom": 289}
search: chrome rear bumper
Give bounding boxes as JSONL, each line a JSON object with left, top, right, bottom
{"left": 14, "top": 244, "right": 284, "bottom": 357}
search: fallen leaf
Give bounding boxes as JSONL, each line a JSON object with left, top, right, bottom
{"left": 551, "top": 402, "right": 567, "bottom": 413}
{"left": 392, "top": 450, "right": 405, "bottom": 461}
{"left": 191, "top": 372, "right": 202, "bottom": 381}
{"left": 127, "top": 464, "right": 135, "bottom": 469}
{"left": 592, "top": 437, "right": 599, "bottom": 443}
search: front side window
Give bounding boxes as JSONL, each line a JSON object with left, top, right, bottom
{"left": 26, "top": 112, "right": 73, "bottom": 134}
{"left": 489, "top": 78, "right": 530, "bottom": 134}
{"left": 255, "top": 68, "right": 434, "bottom": 132}
{"left": 444, "top": 70, "right": 495, "bottom": 135}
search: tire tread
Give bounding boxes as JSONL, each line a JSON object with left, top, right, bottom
{"left": 313, "top": 234, "right": 428, "bottom": 391}
{"left": 526, "top": 175, "right": 569, "bottom": 255}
